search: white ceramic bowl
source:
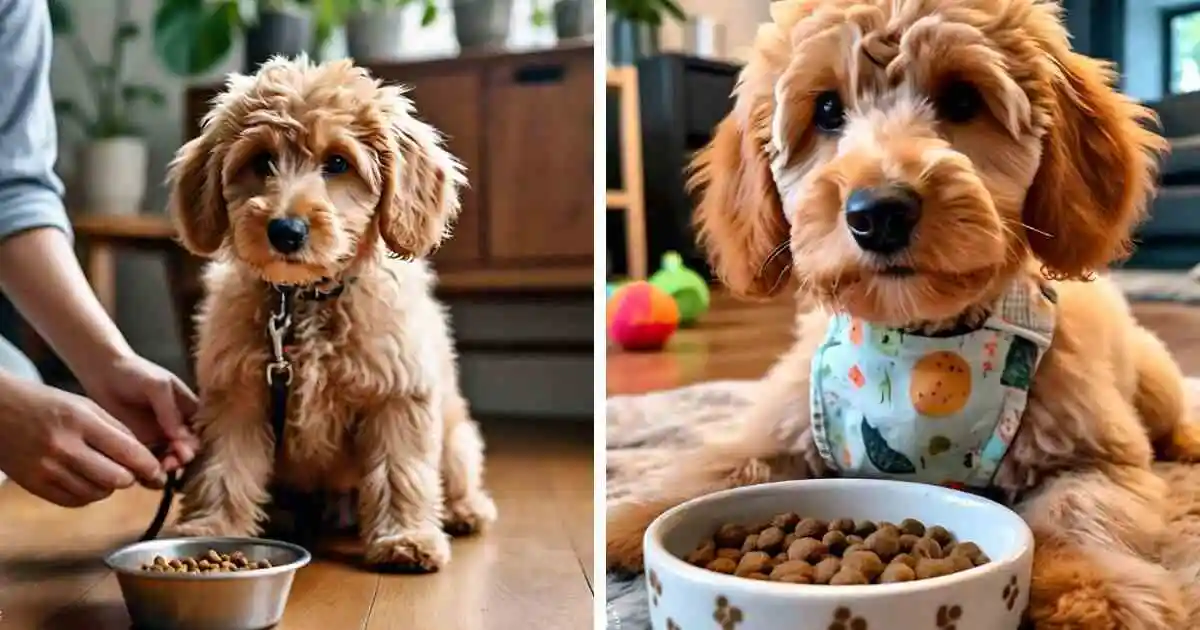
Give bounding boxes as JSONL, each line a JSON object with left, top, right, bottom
{"left": 643, "top": 479, "right": 1033, "bottom": 630}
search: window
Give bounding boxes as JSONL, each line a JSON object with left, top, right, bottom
{"left": 1165, "top": 4, "right": 1200, "bottom": 94}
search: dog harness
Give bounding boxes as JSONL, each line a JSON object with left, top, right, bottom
{"left": 138, "top": 277, "right": 352, "bottom": 542}
{"left": 809, "top": 279, "right": 1057, "bottom": 496}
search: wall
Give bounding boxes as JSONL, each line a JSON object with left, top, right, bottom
{"left": 50, "top": 0, "right": 590, "bottom": 418}
{"left": 1124, "top": 0, "right": 1193, "bottom": 101}
{"left": 658, "top": 0, "right": 770, "bottom": 61}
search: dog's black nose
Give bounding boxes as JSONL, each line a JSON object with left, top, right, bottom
{"left": 267, "top": 218, "right": 309, "bottom": 254}
{"left": 844, "top": 185, "right": 922, "bottom": 255}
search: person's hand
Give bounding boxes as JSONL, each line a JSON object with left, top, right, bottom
{"left": 0, "top": 375, "right": 167, "bottom": 507}
{"left": 77, "top": 353, "right": 200, "bottom": 476}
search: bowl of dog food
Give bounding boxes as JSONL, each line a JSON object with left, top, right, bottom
{"left": 643, "top": 478, "right": 1033, "bottom": 630}
{"left": 104, "top": 536, "right": 311, "bottom": 630}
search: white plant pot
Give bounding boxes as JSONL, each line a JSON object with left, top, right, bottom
{"left": 346, "top": 8, "right": 406, "bottom": 63}
{"left": 79, "top": 137, "right": 147, "bottom": 215}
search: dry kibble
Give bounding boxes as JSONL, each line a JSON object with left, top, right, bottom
{"left": 829, "top": 518, "right": 856, "bottom": 534}
{"left": 770, "top": 560, "right": 815, "bottom": 581}
{"left": 880, "top": 562, "right": 917, "bottom": 583}
{"left": 794, "top": 518, "right": 827, "bottom": 539}
{"left": 927, "top": 525, "right": 954, "bottom": 546}
{"left": 715, "top": 523, "right": 751, "bottom": 549}
{"left": 854, "top": 520, "right": 878, "bottom": 537}
{"left": 259, "top": 559, "right": 272, "bottom": 568}
{"left": 690, "top": 516, "right": 986, "bottom": 585}
{"left": 140, "top": 549, "right": 273, "bottom": 574}
{"left": 830, "top": 567, "right": 870, "bottom": 585}
{"left": 687, "top": 540, "right": 717, "bottom": 566}
{"left": 735, "top": 551, "right": 773, "bottom": 577}
{"left": 787, "top": 538, "right": 828, "bottom": 563}
{"left": 771, "top": 512, "right": 801, "bottom": 532}
{"left": 822, "top": 530, "right": 849, "bottom": 555}
{"left": 891, "top": 553, "right": 918, "bottom": 569}
{"left": 756, "top": 527, "right": 786, "bottom": 554}
{"left": 813, "top": 556, "right": 842, "bottom": 584}
{"left": 843, "top": 550, "right": 885, "bottom": 581}
{"left": 706, "top": 557, "right": 738, "bottom": 574}
{"left": 899, "top": 518, "right": 926, "bottom": 537}
{"left": 915, "top": 557, "right": 957, "bottom": 580}
{"left": 911, "top": 537, "right": 943, "bottom": 560}
{"left": 864, "top": 530, "right": 901, "bottom": 561}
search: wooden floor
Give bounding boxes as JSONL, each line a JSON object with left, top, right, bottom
{"left": 0, "top": 419, "right": 594, "bottom": 629}
{"left": 608, "top": 291, "right": 1200, "bottom": 396}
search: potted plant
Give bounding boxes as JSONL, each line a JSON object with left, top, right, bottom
{"left": 608, "top": 0, "right": 684, "bottom": 65}
{"left": 49, "top": 0, "right": 165, "bottom": 216}
{"left": 553, "top": 0, "right": 593, "bottom": 40}
{"left": 342, "top": 0, "right": 438, "bottom": 63}
{"left": 154, "top": 0, "right": 332, "bottom": 76}
{"left": 452, "top": 0, "right": 514, "bottom": 50}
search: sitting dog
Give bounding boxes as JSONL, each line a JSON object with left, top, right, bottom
{"left": 607, "top": 1, "right": 1200, "bottom": 627}
{"left": 164, "top": 57, "right": 496, "bottom": 572}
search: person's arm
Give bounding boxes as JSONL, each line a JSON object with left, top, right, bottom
{"left": 0, "top": 0, "right": 134, "bottom": 374}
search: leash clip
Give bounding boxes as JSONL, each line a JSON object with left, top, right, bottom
{"left": 266, "top": 287, "right": 294, "bottom": 386}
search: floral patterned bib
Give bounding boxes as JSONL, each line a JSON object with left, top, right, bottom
{"left": 809, "top": 280, "right": 1057, "bottom": 492}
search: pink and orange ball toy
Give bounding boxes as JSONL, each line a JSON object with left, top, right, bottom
{"left": 606, "top": 281, "right": 680, "bottom": 351}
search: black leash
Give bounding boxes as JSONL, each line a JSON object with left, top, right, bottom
{"left": 139, "top": 280, "right": 348, "bottom": 542}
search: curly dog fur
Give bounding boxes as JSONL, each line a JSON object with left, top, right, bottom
{"left": 164, "top": 57, "right": 496, "bottom": 571}
{"left": 606, "top": 2, "right": 1200, "bottom": 627}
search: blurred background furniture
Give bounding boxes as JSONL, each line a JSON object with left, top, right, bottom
{"left": 605, "top": 65, "right": 647, "bottom": 280}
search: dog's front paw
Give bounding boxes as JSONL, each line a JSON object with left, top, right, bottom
{"left": 164, "top": 517, "right": 252, "bottom": 539}
{"left": 364, "top": 527, "right": 451, "bottom": 572}
{"left": 444, "top": 492, "right": 497, "bottom": 536}
{"left": 1028, "top": 546, "right": 1184, "bottom": 630}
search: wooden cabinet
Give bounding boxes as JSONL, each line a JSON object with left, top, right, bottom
{"left": 184, "top": 43, "right": 594, "bottom": 293}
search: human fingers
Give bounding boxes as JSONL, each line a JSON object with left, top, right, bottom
{"left": 62, "top": 438, "right": 137, "bottom": 491}
{"left": 81, "top": 402, "right": 165, "bottom": 488}
{"left": 43, "top": 458, "right": 112, "bottom": 507}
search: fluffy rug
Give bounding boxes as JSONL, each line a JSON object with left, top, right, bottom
{"left": 605, "top": 379, "right": 1200, "bottom": 629}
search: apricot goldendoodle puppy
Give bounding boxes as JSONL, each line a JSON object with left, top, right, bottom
{"left": 163, "top": 57, "right": 496, "bottom": 571}
{"left": 607, "top": 1, "right": 1200, "bottom": 627}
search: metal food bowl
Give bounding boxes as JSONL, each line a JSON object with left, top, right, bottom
{"left": 104, "top": 537, "right": 311, "bottom": 630}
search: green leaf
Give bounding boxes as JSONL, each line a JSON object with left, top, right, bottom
{"left": 123, "top": 84, "right": 167, "bottom": 107}
{"left": 47, "top": 0, "right": 72, "bottom": 35}
{"left": 53, "top": 99, "right": 93, "bottom": 133}
{"left": 153, "top": 0, "right": 240, "bottom": 77}
{"left": 656, "top": 0, "right": 686, "bottom": 22}
{"left": 419, "top": 0, "right": 438, "bottom": 27}
{"left": 531, "top": 6, "right": 549, "bottom": 27}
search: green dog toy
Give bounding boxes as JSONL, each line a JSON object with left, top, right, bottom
{"left": 649, "top": 251, "right": 710, "bottom": 326}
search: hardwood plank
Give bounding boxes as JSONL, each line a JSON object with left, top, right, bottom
{"left": 0, "top": 419, "right": 593, "bottom": 629}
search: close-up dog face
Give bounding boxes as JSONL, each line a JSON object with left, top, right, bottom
{"left": 693, "top": 0, "right": 1166, "bottom": 326}
{"left": 167, "top": 57, "right": 464, "bottom": 286}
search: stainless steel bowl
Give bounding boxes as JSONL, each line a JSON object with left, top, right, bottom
{"left": 104, "top": 537, "right": 312, "bottom": 630}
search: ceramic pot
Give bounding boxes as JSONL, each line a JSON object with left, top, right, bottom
{"left": 452, "top": 0, "right": 513, "bottom": 50}
{"left": 245, "top": 7, "right": 313, "bottom": 72}
{"left": 346, "top": 7, "right": 406, "bottom": 63}
{"left": 554, "top": 0, "right": 592, "bottom": 39}
{"left": 609, "top": 16, "right": 658, "bottom": 65}
{"left": 78, "top": 137, "right": 147, "bottom": 215}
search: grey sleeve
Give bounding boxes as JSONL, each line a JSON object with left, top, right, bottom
{"left": 0, "top": 0, "right": 70, "bottom": 243}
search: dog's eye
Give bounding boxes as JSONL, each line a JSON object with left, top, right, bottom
{"left": 936, "top": 81, "right": 983, "bottom": 124}
{"left": 323, "top": 155, "right": 350, "bottom": 176}
{"left": 251, "top": 152, "right": 274, "bottom": 177}
{"left": 813, "top": 91, "right": 846, "bottom": 133}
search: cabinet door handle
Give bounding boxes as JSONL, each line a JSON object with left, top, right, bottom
{"left": 512, "top": 64, "right": 566, "bottom": 84}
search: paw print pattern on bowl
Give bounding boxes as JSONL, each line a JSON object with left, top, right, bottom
{"left": 827, "top": 606, "right": 867, "bottom": 630}
{"left": 648, "top": 569, "right": 663, "bottom": 606}
{"left": 1002, "top": 575, "right": 1021, "bottom": 610}
{"left": 935, "top": 605, "right": 963, "bottom": 629}
{"left": 714, "top": 595, "right": 744, "bottom": 630}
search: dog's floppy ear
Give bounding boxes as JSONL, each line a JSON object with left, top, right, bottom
{"left": 1022, "top": 20, "right": 1167, "bottom": 279}
{"left": 166, "top": 126, "right": 229, "bottom": 257}
{"left": 690, "top": 105, "right": 790, "bottom": 299}
{"left": 374, "top": 88, "right": 466, "bottom": 260}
